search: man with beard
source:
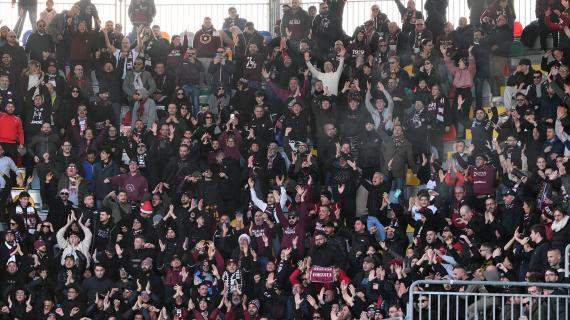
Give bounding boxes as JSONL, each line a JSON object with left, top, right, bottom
{"left": 281, "top": 0, "right": 311, "bottom": 53}
{"left": 237, "top": 43, "right": 265, "bottom": 90}
{"left": 25, "top": 20, "right": 55, "bottom": 62}
{"left": 311, "top": 2, "right": 344, "bottom": 61}
{"left": 162, "top": 144, "right": 200, "bottom": 192}
{"left": 309, "top": 232, "right": 344, "bottom": 267}
{"left": 480, "top": 197, "right": 504, "bottom": 245}
{"left": 90, "top": 210, "right": 114, "bottom": 252}
{"left": 102, "top": 190, "right": 132, "bottom": 225}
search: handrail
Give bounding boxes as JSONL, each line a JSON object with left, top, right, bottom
{"left": 409, "top": 279, "right": 570, "bottom": 289}
{"left": 406, "top": 279, "right": 570, "bottom": 320}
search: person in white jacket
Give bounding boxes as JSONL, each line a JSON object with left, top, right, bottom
{"left": 305, "top": 47, "right": 346, "bottom": 96}
{"left": 365, "top": 82, "right": 394, "bottom": 131}
{"left": 56, "top": 213, "right": 93, "bottom": 268}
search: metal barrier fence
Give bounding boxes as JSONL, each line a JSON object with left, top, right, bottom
{"left": 1, "top": 0, "right": 535, "bottom": 38}
{"left": 407, "top": 280, "right": 570, "bottom": 320}
{"left": 566, "top": 244, "right": 570, "bottom": 278}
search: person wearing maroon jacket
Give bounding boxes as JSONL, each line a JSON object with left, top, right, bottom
{"left": 104, "top": 160, "right": 149, "bottom": 202}
{"left": 467, "top": 154, "right": 497, "bottom": 200}
{"left": 247, "top": 209, "right": 275, "bottom": 264}
{"left": 0, "top": 102, "right": 24, "bottom": 160}
{"left": 193, "top": 17, "right": 222, "bottom": 86}
{"left": 270, "top": 178, "right": 311, "bottom": 254}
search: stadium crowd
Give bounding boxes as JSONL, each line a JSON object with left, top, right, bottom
{"left": 0, "top": 0, "right": 569, "bottom": 319}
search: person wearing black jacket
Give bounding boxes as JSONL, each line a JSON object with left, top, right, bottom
{"left": 309, "top": 233, "right": 344, "bottom": 267}
{"left": 528, "top": 224, "right": 551, "bottom": 273}
{"left": 472, "top": 28, "right": 490, "bottom": 109}
{"left": 363, "top": 172, "right": 390, "bottom": 216}
{"left": 142, "top": 25, "right": 170, "bottom": 68}
{"left": 152, "top": 62, "right": 175, "bottom": 107}
{"left": 236, "top": 43, "right": 265, "bottom": 90}
{"left": 487, "top": 15, "right": 514, "bottom": 97}
{"left": 311, "top": 3, "right": 344, "bottom": 61}
{"left": 94, "top": 61, "right": 122, "bottom": 126}
{"left": 177, "top": 48, "right": 204, "bottom": 113}
{"left": 25, "top": 20, "right": 55, "bottom": 62}
{"left": 24, "top": 94, "right": 52, "bottom": 141}
{"left": 249, "top": 106, "right": 274, "bottom": 148}
{"left": 230, "top": 79, "right": 256, "bottom": 120}
{"left": 405, "top": 99, "right": 430, "bottom": 158}
{"left": 424, "top": 0, "right": 448, "bottom": 42}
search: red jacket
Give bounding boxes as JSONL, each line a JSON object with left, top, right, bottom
{"left": 0, "top": 112, "right": 24, "bottom": 145}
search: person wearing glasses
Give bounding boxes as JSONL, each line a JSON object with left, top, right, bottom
{"left": 122, "top": 57, "right": 157, "bottom": 104}
{"left": 53, "top": 162, "right": 87, "bottom": 208}
{"left": 368, "top": 4, "right": 389, "bottom": 35}
{"left": 409, "top": 19, "right": 433, "bottom": 54}
{"left": 0, "top": 31, "right": 28, "bottom": 75}
{"left": 501, "top": 58, "right": 534, "bottom": 110}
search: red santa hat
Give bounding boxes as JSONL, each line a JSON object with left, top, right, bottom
{"left": 140, "top": 200, "right": 153, "bottom": 215}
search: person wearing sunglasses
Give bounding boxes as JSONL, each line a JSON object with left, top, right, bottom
{"left": 122, "top": 57, "right": 157, "bottom": 103}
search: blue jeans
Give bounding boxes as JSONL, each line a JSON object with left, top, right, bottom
{"left": 183, "top": 84, "right": 201, "bottom": 115}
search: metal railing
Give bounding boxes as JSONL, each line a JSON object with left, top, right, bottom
{"left": 1, "top": 0, "right": 536, "bottom": 38}
{"left": 564, "top": 244, "right": 570, "bottom": 278}
{"left": 566, "top": 244, "right": 570, "bottom": 278}
{"left": 407, "top": 280, "right": 570, "bottom": 320}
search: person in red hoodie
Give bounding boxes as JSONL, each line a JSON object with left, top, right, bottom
{"left": 0, "top": 102, "right": 24, "bottom": 160}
